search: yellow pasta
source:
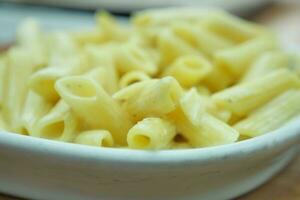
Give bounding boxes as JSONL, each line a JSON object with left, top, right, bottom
{"left": 212, "top": 69, "right": 300, "bottom": 117}
{"left": 162, "top": 55, "right": 212, "bottom": 88}
{"left": 172, "top": 22, "right": 233, "bottom": 57}
{"left": 116, "top": 41, "right": 158, "bottom": 75}
{"left": 119, "top": 70, "right": 151, "bottom": 88}
{"left": 55, "top": 76, "right": 132, "bottom": 145}
{"left": 127, "top": 117, "right": 176, "bottom": 149}
{"left": 157, "top": 29, "right": 199, "bottom": 67}
{"left": 33, "top": 101, "right": 79, "bottom": 142}
{"left": 201, "top": 11, "right": 269, "bottom": 43}
{"left": 2, "top": 47, "right": 42, "bottom": 132}
{"left": 28, "top": 55, "right": 90, "bottom": 102}
{"left": 85, "top": 43, "right": 119, "bottom": 94}
{"left": 75, "top": 130, "right": 114, "bottom": 147}
{"left": 242, "top": 51, "right": 291, "bottom": 82}
{"left": 168, "top": 90, "right": 239, "bottom": 147}
{"left": 21, "top": 91, "right": 53, "bottom": 135}
{"left": 214, "top": 36, "right": 277, "bottom": 77}
{"left": 115, "top": 77, "right": 184, "bottom": 121}
{"left": 2, "top": 8, "right": 300, "bottom": 150}
{"left": 234, "top": 89, "right": 300, "bottom": 137}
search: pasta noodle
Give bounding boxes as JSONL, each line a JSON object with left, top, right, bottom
{"left": 127, "top": 117, "right": 176, "bottom": 149}
{"left": 162, "top": 55, "right": 212, "bottom": 88}
{"left": 234, "top": 89, "right": 300, "bottom": 137}
{"left": 33, "top": 101, "right": 79, "bottom": 141}
{"left": 1, "top": 8, "right": 300, "bottom": 150}
{"left": 55, "top": 76, "right": 133, "bottom": 145}
{"left": 75, "top": 130, "right": 114, "bottom": 147}
{"left": 212, "top": 69, "right": 300, "bottom": 117}
{"left": 119, "top": 70, "right": 151, "bottom": 88}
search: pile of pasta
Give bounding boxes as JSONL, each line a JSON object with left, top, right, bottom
{"left": 1, "top": 8, "right": 300, "bottom": 150}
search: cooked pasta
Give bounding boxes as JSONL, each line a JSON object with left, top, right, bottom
{"left": 1, "top": 8, "right": 300, "bottom": 150}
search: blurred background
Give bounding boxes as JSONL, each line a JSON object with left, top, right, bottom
{"left": 0, "top": 0, "right": 300, "bottom": 200}
{"left": 0, "top": 0, "right": 300, "bottom": 48}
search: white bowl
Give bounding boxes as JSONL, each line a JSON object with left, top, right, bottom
{"left": 0, "top": 116, "right": 299, "bottom": 200}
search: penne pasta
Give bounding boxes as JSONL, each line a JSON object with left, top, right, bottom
{"left": 157, "top": 29, "right": 199, "bottom": 67}
{"left": 234, "top": 89, "right": 300, "bottom": 137}
{"left": 2, "top": 47, "right": 43, "bottom": 132}
{"left": 172, "top": 22, "right": 233, "bottom": 57}
{"left": 201, "top": 11, "right": 269, "bottom": 43}
{"left": 115, "top": 77, "right": 184, "bottom": 121}
{"left": 116, "top": 42, "right": 158, "bottom": 75}
{"left": 162, "top": 55, "right": 212, "bottom": 88}
{"left": 33, "top": 100, "right": 79, "bottom": 142}
{"left": 212, "top": 69, "right": 300, "bottom": 117}
{"left": 242, "top": 51, "right": 291, "bottom": 82}
{"left": 202, "top": 66, "right": 234, "bottom": 92}
{"left": 85, "top": 43, "right": 119, "bottom": 94}
{"left": 214, "top": 36, "right": 278, "bottom": 77}
{"left": 29, "top": 55, "right": 90, "bottom": 102}
{"left": 168, "top": 90, "right": 239, "bottom": 147}
{"left": 55, "top": 76, "right": 133, "bottom": 145}
{"left": 127, "top": 117, "right": 176, "bottom": 149}
{"left": 75, "top": 130, "right": 114, "bottom": 147}
{"left": 119, "top": 70, "right": 151, "bottom": 88}
{"left": 21, "top": 91, "right": 53, "bottom": 135}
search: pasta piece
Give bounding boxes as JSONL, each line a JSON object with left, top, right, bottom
{"left": 116, "top": 42, "right": 158, "bottom": 75}
{"left": 113, "top": 80, "right": 155, "bottom": 101}
{"left": 242, "top": 51, "right": 291, "bottom": 82}
{"left": 33, "top": 101, "right": 79, "bottom": 142}
{"left": 214, "top": 36, "right": 277, "bottom": 77}
{"left": 168, "top": 90, "right": 239, "bottom": 147}
{"left": 234, "top": 89, "right": 300, "bottom": 137}
{"left": 115, "top": 77, "right": 184, "bottom": 121}
{"left": 119, "top": 70, "right": 151, "bottom": 88}
{"left": 196, "top": 85, "right": 211, "bottom": 96}
{"left": 16, "top": 18, "right": 47, "bottom": 66}
{"left": 202, "top": 66, "right": 234, "bottom": 92}
{"left": 55, "top": 76, "right": 133, "bottom": 145}
{"left": 21, "top": 91, "right": 52, "bottom": 135}
{"left": 85, "top": 43, "right": 119, "bottom": 94}
{"left": 28, "top": 55, "right": 90, "bottom": 102}
{"left": 157, "top": 29, "right": 199, "bottom": 67}
{"left": 133, "top": 8, "right": 220, "bottom": 27}
{"left": 162, "top": 55, "right": 212, "bottom": 87}
{"left": 47, "top": 32, "right": 80, "bottom": 63}
{"left": 127, "top": 117, "right": 176, "bottom": 149}
{"left": 172, "top": 22, "right": 233, "bottom": 57}
{"left": 212, "top": 69, "right": 300, "bottom": 117}
{"left": 75, "top": 130, "right": 114, "bottom": 147}
{"left": 96, "top": 11, "right": 131, "bottom": 41}
{"left": 2, "top": 47, "right": 42, "bottom": 132}
{"left": 201, "top": 11, "right": 270, "bottom": 43}
{"left": 71, "top": 30, "right": 106, "bottom": 46}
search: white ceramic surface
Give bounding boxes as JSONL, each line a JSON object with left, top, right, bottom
{"left": 0, "top": 116, "right": 299, "bottom": 200}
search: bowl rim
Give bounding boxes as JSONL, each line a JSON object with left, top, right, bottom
{"left": 0, "top": 117, "right": 300, "bottom": 164}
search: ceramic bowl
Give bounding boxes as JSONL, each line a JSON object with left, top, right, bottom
{"left": 0, "top": 116, "right": 299, "bottom": 200}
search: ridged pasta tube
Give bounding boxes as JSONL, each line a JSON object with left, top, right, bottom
{"left": 127, "top": 117, "right": 176, "bottom": 149}
{"left": 212, "top": 69, "right": 300, "bottom": 117}
{"left": 55, "top": 76, "right": 133, "bottom": 145}
{"left": 162, "top": 55, "right": 212, "bottom": 88}
{"left": 234, "top": 89, "right": 300, "bottom": 137}
{"left": 33, "top": 101, "right": 79, "bottom": 142}
{"left": 75, "top": 130, "right": 114, "bottom": 147}
{"left": 119, "top": 70, "right": 151, "bottom": 88}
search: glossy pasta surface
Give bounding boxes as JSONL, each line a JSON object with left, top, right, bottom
{"left": 0, "top": 8, "right": 300, "bottom": 150}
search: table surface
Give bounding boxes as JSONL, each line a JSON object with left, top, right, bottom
{"left": 1, "top": 2, "right": 300, "bottom": 200}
